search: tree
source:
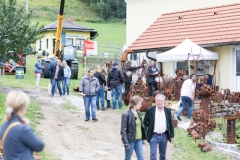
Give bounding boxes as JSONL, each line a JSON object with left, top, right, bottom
{"left": 0, "top": 0, "right": 43, "bottom": 62}
{"left": 82, "top": 0, "right": 126, "bottom": 20}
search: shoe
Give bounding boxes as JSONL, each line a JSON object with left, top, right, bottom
{"left": 101, "top": 108, "right": 106, "bottom": 110}
{"left": 85, "top": 119, "right": 89, "bottom": 121}
{"left": 177, "top": 116, "right": 182, "bottom": 121}
{"left": 112, "top": 108, "right": 116, "bottom": 110}
{"left": 92, "top": 118, "right": 98, "bottom": 121}
{"left": 106, "top": 106, "right": 111, "bottom": 108}
{"left": 97, "top": 107, "right": 100, "bottom": 110}
{"left": 67, "top": 93, "right": 69, "bottom": 95}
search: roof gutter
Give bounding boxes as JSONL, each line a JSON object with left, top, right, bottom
{"left": 132, "top": 42, "right": 240, "bottom": 53}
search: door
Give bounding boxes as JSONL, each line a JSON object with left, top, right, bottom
{"left": 236, "top": 50, "right": 240, "bottom": 91}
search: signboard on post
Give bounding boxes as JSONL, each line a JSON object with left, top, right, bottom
{"left": 62, "top": 32, "right": 66, "bottom": 45}
{"left": 83, "top": 40, "right": 97, "bottom": 56}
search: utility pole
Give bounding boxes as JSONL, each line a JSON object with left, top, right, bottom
{"left": 26, "top": 0, "right": 28, "bottom": 14}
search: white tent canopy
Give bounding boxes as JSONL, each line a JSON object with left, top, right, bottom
{"left": 156, "top": 39, "right": 218, "bottom": 62}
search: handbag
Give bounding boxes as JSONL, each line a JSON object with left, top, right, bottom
{"left": 105, "top": 89, "right": 112, "bottom": 101}
{"left": 0, "top": 122, "right": 21, "bottom": 157}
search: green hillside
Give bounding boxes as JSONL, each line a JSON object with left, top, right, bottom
{"left": 17, "top": 0, "right": 126, "bottom": 44}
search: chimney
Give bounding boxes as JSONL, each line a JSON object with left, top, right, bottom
{"left": 69, "top": 17, "right": 75, "bottom": 23}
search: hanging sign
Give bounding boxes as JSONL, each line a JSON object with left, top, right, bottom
{"left": 83, "top": 40, "right": 97, "bottom": 56}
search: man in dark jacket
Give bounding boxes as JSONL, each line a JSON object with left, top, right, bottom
{"left": 123, "top": 60, "right": 145, "bottom": 97}
{"left": 50, "top": 60, "right": 64, "bottom": 97}
{"left": 94, "top": 65, "right": 107, "bottom": 110}
{"left": 79, "top": 69, "right": 100, "bottom": 121}
{"left": 146, "top": 61, "right": 159, "bottom": 96}
{"left": 107, "top": 62, "right": 124, "bottom": 109}
{"left": 143, "top": 94, "right": 174, "bottom": 160}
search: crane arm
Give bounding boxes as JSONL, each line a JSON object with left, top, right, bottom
{"left": 53, "top": 0, "right": 65, "bottom": 59}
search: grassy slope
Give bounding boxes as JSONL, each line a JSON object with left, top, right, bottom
{"left": 17, "top": 0, "right": 126, "bottom": 44}
{"left": 17, "top": 0, "right": 101, "bottom": 22}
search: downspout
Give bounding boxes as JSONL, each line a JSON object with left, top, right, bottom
{"left": 146, "top": 51, "right": 162, "bottom": 70}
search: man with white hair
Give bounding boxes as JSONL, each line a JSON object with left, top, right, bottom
{"left": 143, "top": 94, "right": 174, "bottom": 160}
{"left": 177, "top": 74, "right": 197, "bottom": 121}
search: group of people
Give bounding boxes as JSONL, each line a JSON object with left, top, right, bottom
{"left": 79, "top": 61, "right": 148, "bottom": 121}
{"left": 79, "top": 62, "right": 124, "bottom": 121}
{"left": 121, "top": 94, "right": 174, "bottom": 160}
{"left": 34, "top": 56, "right": 72, "bottom": 96}
{"left": 1, "top": 58, "right": 175, "bottom": 159}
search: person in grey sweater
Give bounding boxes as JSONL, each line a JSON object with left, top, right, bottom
{"left": 79, "top": 69, "right": 100, "bottom": 121}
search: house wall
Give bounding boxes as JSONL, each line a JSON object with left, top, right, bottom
{"left": 125, "top": 0, "right": 240, "bottom": 45}
{"left": 208, "top": 46, "right": 231, "bottom": 89}
{"left": 36, "top": 30, "right": 91, "bottom": 57}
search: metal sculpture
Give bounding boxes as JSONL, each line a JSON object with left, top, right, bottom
{"left": 187, "top": 110, "right": 216, "bottom": 140}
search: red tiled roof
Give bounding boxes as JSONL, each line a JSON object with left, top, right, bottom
{"left": 128, "top": 3, "right": 240, "bottom": 51}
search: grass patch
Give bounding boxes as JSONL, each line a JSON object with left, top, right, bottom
{"left": 63, "top": 100, "right": 78, "bottom": 114}
{"left": 77, "top": 125, "right": 89, "bottom": 132}
{"left": 173, "top": 127, "right": 229, "bottom": 160}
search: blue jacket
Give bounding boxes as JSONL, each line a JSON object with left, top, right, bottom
{"left": 0, "top": 114, "right": 44, "bottom": 160}
{"left": 34, "top": 60, "right": 43, "bottom": 73}
{"left": 63, "top": 66, "right": 71, "bottom": 78}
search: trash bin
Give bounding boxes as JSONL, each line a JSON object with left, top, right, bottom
{"left": 15, "top": 66, "right": 25, "bottom": 79}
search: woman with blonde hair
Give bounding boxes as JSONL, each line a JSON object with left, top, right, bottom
{"left": 62, "top": 60, "right": 71, "bottom": 95}
{"left": 94, "top": 65, "right": 106, "bottom": 110}
{"left": 0, "top": 90, "right": 44, "bottom": 159}
{"left": 121, "top": 96, "right": 146, "bottom": 160}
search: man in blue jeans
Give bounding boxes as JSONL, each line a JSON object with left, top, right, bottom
{"left": 143, "top": 94, "right": 174, "bottom": 160}
{"left": 177, "top": 75, "right": 197, "bottom": 121}
{"left": 107, "top": 62, "right": 124, "bottom": 109}
{"left": 79, "top": 69, "right": 100, "bottom": 121}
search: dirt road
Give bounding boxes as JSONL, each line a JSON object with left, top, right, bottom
{"left": 0, "top": 86, "right": 175, "bottom": 160}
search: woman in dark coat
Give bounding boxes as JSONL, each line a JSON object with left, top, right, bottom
{"left": 121, "top": 96, "right": 146, "bottom": 160}
{"left": 50, "top": 60, "right": 64, "bottom": 97}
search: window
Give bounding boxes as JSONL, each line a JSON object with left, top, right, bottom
{"left": 130, "top": 53, "right": 137, "bottom": 60}
{"left": 66, "top": 38, "right": 73, "bottom": 45}
{"left": 46, "top": 39, "right": 48, "bottom": 49}
{"left": 76, "top": 39, "right": 84, "bottom": 50}
{"left": 177, "top": 62, "right": 185, "bottom": 70}
{"left": 236, "top": 50, "right": 240, "bottom": 76}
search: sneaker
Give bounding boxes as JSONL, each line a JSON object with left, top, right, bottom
{"left": 101, "top": 108, "right": 106, "bottom": 111}
{"left": 92, "top": 118, "right": 98, "bottom": 121}
{"left": 106, "top": 106, "right": 111, "bottom": 108}
{"left": 85, "top": 119, "right": 89, "bottom": 121}
{"left": 97, "top": 108, "right": 100, "bottom": 110}
{"left": 177, "top": 116, "right": 182, "bottom": 121}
